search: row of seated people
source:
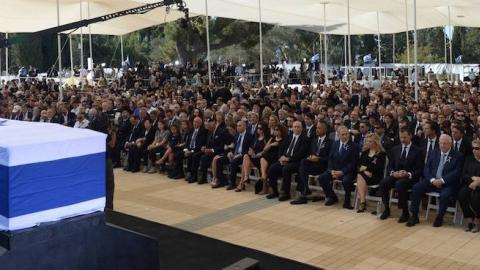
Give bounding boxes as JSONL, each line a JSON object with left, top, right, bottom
{"left": 121, "top": 113, "right": 480, "bottom": 231}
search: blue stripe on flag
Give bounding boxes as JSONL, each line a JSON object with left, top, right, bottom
{"left": 0, "top": 152, "right": 105, "bottom": 218}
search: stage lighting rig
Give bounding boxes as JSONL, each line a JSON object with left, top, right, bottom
{"left": 31, "top": 0, "right": 189, "bottom": 36}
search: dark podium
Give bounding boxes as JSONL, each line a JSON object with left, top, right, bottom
{"left": 0, "top": 212, "right": 159, "bottom": 270}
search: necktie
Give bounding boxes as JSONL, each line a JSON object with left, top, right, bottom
{"left": 436, "top": 154, "right": 446, "bottom": 179}
{"left": 455, "top": 141, "right": 459, "bottom": 152}
{"left": 190, "top": 130, "right": 197, "bottom": 149}
{"left": 287, "top": 136, "right": 297, "bottom": 157}
{"left": 316, "top": 138, "right": 322, "bottom": 155}
{"left": 235, "top": 134, "right": 243, "bottom": 154}
{"left": 339, "top": 143, "right": 344, "bottom": 153}
{"left": 401, "top": 146, "right": 407, "bottom": 159}
{"left": 429, "top": 140, "right": 434, "bottom": 153}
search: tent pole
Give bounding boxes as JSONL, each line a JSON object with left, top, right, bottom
{"left": 448, "top": 5, "right": 453, "bottom": 83}
{"left": 57, "top": 0, "right": 63, "bottom": 101}
{"left": 323, "top": 2, "right": 328, "bottom": 85}
{"left": 205, "top": 0, "right": 212, "bottom": 85}
{"left": 347, "top": 0, "right": 352, "bottom": 94}
{"left": 413, "top": 0, "right": 418, "bottom": 101}
{"left": 88, "top": 0, "right": 93, "bottom": 68}
{"left": 258, "top": 0, "right": 263, "bottom": 87}
{"left": 69, "top": 34, "right": 74, "bottom": 77}
{"left": 444, "top": 26, "right": 447, "bottom": 79}
{"left": 377, "top": 11, "right": 381, "bottom": 80}
{"left": 80, "top": 0, "right": 84, "bottom": 69}
{"left": 5, "top": 32, "right": 8, "bottom": 77}
{"left": 405, "top": 0, "right": 410, "bottom": 85}
{"left": 120, "top": 35, "right": 124, "bottom": 67}
{"left": 344, "top": 35, "right": 347, "bottom": 81}
{"left": 393, "top": 33, "right": 395, "bottom": 64}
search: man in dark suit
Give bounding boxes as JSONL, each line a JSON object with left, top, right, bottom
{"left": 418, "top": 120, "right": 439, "bottom": 162}
{"left": 197, "top": 118, "right": 227, "bottom": 185}
{"left": 374, "top": 121, "right": 394, "bottom": 152}
{"left": 353, "top": 120, "right": 370, "bottom": 150}
{"left": 379, "top": 128, "right": 423, "bottom": 222}
{"left": 217, "top": 120, "right": 253, "bottom": 190}
{"left": 318, "top": 126, "right": 359, "bottom": 209}
{"left": 88, "top": 108, "right": 109, "bottom": 134}
{"left": 267, "top": 120, "right": 309, "bottom": 201}
{"left": 246, "top": 112, "right": 259, "bottom": 138}
{"left": 181, "top": 117, "right": 208, "bottom": 180}
{"left": 303, "top": 112, "right": 316, "bottom": 140}
{"left": 407, "top": 134, "right": 463, "bottom": 227}
{"left": 451, "top": 123, "right": 472, "bottom": 157}
{"left": 57, "top": 103, "right": 76, "bottom": 127}
{"left": 291, "top": 121, "right": 332, "bottom": 204}
{"left": 124, "top": 115, "right": 146, "bottom": 172}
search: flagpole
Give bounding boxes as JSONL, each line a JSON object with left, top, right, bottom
{"left": 448, "top": 5, "right": 453, "bottom": 83}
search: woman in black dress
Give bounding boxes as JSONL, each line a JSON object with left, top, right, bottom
{"left": 458, "top": 140, "right": 480, "bottom": 232}
{"left": 258, "top": 125, "right": 288, "bottom": 195}
{"left": 356, "top": 133, "right": 387, "bottom": 213}
{"left": 236, "top": 124, "right": 268, "bottom": 192}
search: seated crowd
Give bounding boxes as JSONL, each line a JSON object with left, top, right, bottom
{"left": 2, "top": 64, "right": 480, "bottom": 231}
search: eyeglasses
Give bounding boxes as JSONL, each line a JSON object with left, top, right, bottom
{"left": 474, "top": 147, "right": 480, "bottom": 150}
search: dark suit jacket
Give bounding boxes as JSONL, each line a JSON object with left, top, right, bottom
{"left": 232, "top": 133, "right": 254, "bottom": 156}
{"left": 423, "top": 149, "right": 463, "bottom": 187}
{"left": 327, "top": 140, "right": 359, "bottom": 175}
{"left": 349, "top": 94, "right": 369, "bottom": 110}
{"left": 247, "top": 124, "right": 258, "bottom": 137}
{"left": 308, "top": 136, "right": 332, "bottom": 171}
{"left": 387, "top": 144, "right": 424, "bottom": 181}
{"left": 418, "top": 137, "right": 439, "bottom": 159}
{"left": 57, "top": 112, "right": 76, "bottom": 127}
{"left": 454, "top": 138, "right": 472, "bottom": 157}
{"left": 303, "top": 125, "right": 316, "bottom": 139}
{"left": 127, "top": 123, "right": 145, "bottom": 143}
{"left": 186, "top": 128, "right": 208, "bottom": 152}
{"left": 278, "top": 133, "right": 309, "bottom": 163}
{"left": 207, "top": 127, "right": 228, "bottom": 155}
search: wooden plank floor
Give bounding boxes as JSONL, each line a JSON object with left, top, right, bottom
{"left": 114, "top": 169, "right": 480, "bottom": 270}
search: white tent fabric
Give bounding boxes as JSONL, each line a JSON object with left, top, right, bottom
{"left": 0, "top": 0, "right": 184, "bottom": 35}
{"left": 138, "top": 0, "right": 480, "bottom": 35}
{"left": 0, "top": 0, "right": 479, "bottom": 36}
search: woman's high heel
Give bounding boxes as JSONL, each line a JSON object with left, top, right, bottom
{"left": 357, "top": 202, "right": 367, "bottom": 213}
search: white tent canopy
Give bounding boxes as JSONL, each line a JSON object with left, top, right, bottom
{"left": 137, "top": 0, "right": 480, "bottom": 35}
{"left": 0, "top": 0, "right": 479, "bottom": 36}
{"left": 0, "top": 0, "right": 184, "bottom": 36}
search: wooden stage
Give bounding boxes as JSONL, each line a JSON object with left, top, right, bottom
{"left": 114, "top": 169, "right": 480, "bottom": 270}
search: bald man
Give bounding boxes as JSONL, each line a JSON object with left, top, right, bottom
{"left": 407, "top": 134, "right": 463, "bottom": 228}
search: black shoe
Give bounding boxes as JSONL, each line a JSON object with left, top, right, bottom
{"left": 406, "top": 215, "right": 419, "bottom": 227}
{"left": 325, "top": 197, "right": 339, "bottom": 206}
{"left": 398, "top": 212, "right": 410, "bottom": 223}
{"left": 123, "top": 167, "right": 130, "bottom": 171}
{"left": 380, "top": 209, "right": 391, "bottom": 220}
{"left": 197, "top": 180, "right": 207, "bottom": 185}
{"left": 211, "top": 183, "right": 225, "bottom": 189}
{"left": 278, "top": 194, "right": 291, "bottom": 202}
{"left": 226, "top": 185, "right": 236, "bottom": 191}
{"left": 343, "top": 202, "right": 354, "bottom": 210}
{"left": 465, "top": 223, "right": 475, "bottom": 232}
{"left": 266, "top": 193, "right": 279, "bottom": 199}
{"left": 131, "top": 168, "right": 140, "bottom": 173}
{"left": 290, "top": 197, "right": 308, "bottom": 205}
{"left": 188, "top": 179, "right": 197, "bottom": 184}
{"left": 433, "top": 216, "right": 444, "bottom": 227}
{"left": 173, "top": 174, "right": 184, "bottom": 180}
{"left": 309, "top": 196, "right": 325, "bottom": 202}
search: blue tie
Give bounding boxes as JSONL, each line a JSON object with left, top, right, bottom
{"left": 435, "top": 154, "right": 446, "bottom": 179}
{"left": 235, "top": 135, "right": 243, "bottom": 155}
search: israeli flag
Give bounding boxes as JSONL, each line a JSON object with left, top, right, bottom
{"left": 311, "top": 53, "right": 320, "bottom": 63}
{"left": 0, "top": 120, "right": 106, "bottom": 231}
{"left": 455, "top": 55, "right": 462, "bottom": 64}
